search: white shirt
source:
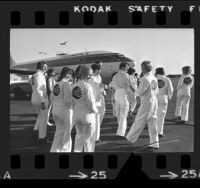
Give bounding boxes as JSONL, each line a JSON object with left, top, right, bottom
{"left": 89, "top": 76, "right": 102, "bottom": 105}
{"left": 72, "top": 80, "right": 98, "bottom": 114}
{"left": 137, "top": 72, "right": 158, "bottom": 102}
{"left": 177, "top": 74, "right": 194, "bottom": 96}
{"left": 51, "top": 79, "right": 72, "bottom": 108}
{"left": 156, "top": 74, "right": 173, "bottom": 99}
{"left": 112, "top": 70, "right": 132, "bottom": 90}
{"left": 31, "top": 70, "right": 47, "bottom": 103}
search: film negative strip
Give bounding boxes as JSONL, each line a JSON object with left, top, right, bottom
{"left": 0, "top": 0, "right": 200, "bottom": 181}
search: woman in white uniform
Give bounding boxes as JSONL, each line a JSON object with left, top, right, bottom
{"left": 50, "top": 67, "right": 73, "bottom": 152}
{"left": 72, "top": 65, "right": 98, "bottom": 152}
{"left": 155, "top": 67, "right": 173, "bottom": 137}
{"left": 175, "top": 66, "right": 194, "bottom": 123}
{"left": 126, "top": 61, "right": 159, "bottom": 150}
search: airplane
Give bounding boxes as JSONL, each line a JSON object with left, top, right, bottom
{"left": 10, "top": 50, "right": 135, "bottom": 84}
{"left": 60, "top": 41, "right": 68, "bottom": 45}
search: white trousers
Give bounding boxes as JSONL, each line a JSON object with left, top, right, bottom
{"left": 50, "top": 105, "right": 72, "bottom": 152}
{"left": 115, "top": 89, "right": 129, "bottom": 137}
{"left": 157, "top": 95, "right": 168, "bottom": 135}
{"left": 94, "top": 112, "right": 101, "bottom": 141}
{"left": 73, "top": 106, "right": 96, "bottom": 152}
{"left": 47, "top": 104, "right": 52, "bottom": 123}
{"left": 112, "top": 101, "right": 117, "bottom": 117}
{"left": 126, "top": 100, "right": 159, "bottom": 148}
{"left": 99, "top": 94, "right": 105, "bottom": 125}
{"left": 32, "top": 101, "right": 48, "bottom": 139}
{"left": 175, "top": 93, "right": 190, "bottom": 121}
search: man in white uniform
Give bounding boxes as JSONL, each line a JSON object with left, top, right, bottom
{"left": 90, "top": 64, "right": 102, "bottom": 142}
{"left": 155, "top": 67, "right": 173, "bottom": 137}
{"left": 112, "top": 62, "right": 136, "bottom": 138}
{"left": 72, "top": 65, "right": 98, "bottom": 152}
{"left": 95, "top": 61, "right": 106, "bottom": 127}
{"left": 175, "top": 66, "right": 194, "bottom": 123}
{"left": 50, "top": 67, "right": 73, "bottom": 152}
{"left": 31, "top": 61, "right": 48, "bottom": 142}
{"left": 126, "top": 61, "right": 159, "bottom": 150}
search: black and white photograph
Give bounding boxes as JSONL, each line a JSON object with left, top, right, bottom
{"left": 10, "top": 29, "right": 194, "bottom": 153}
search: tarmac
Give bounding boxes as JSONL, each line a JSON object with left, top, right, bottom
{"left": 10, "top": 79, "right": 194, "bottom": 153}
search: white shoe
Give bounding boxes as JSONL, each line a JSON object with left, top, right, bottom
{"left": 47, "top": 122, "right": 54, "bottom": 126}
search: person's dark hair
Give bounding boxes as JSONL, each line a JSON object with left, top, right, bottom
{"left": 140, "top": 72, "right": 144, "bottom": 78}
{"left": 91, "top": 64, "right": 101, "bottom": 72}
{"left": 36, "top": 61, "right": 47, "bottom": 70}
{"left": 95, "top": 61, "right": 102, "bottom": 65}
{"left": 182, "top": 66, "right": 191, "bottom": 75}
{"left": 47, "top": 68, "right": 55, "bottom": 76}
{"left": 127, "top": 67, "right": 136, "bottom": 75}
{"left": 141, "top": 60, "right": 152, "bottom": 73}
{"left": 79, "top": 65, "right": 91, "bottom": 79}
{"left": 119, "top": 62, "right": 129, "bottom": 69}
{"left": 69, "top": 69, "right": 75, "bottom": 78}
{"left": 57, "top": 67, "right": 71, "bottom": 82}
{"left": 155, "top": 67, "right": 165, "bottom": 75}
{"left": 75, "top": 65, "right": 83, "bottom": 81}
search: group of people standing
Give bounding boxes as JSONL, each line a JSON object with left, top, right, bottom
{"left": 30, "top": 59, "right": 193, "bottom": 152}
{"left": 110, "top": 61, "right": 193, "bottom": 150}
{"left": 30, "top": 61, "right": 106, "bottom": 152}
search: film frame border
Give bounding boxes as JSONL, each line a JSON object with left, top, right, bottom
{"left": 0, "top": 0, "right": 199, "bottom": 180}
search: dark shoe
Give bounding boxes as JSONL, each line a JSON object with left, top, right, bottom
{"left": 159, "top": 134, "right": 165, "bottom": 137}
{"left": 116, "top": 135, "right": 125, "bottom": 140}
{"left": 177, "top": 116, "right": 181, "bottom": 120}
{"left": 38, "top": 137, "right": 47, "bottom": 144}
{"left": 95, "top": 139, "right": 101, "bottom": 143}
{"left": 180, "top": 120, "right": 186, "bottom": 124}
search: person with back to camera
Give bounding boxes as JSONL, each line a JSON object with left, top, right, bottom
{"left": 155, "top": 67, "right": 173, "bottom": 137}
{"left": 31, "top": 61, "right": 49, "bottom": 143}
{"left": 175, "top": 66, "right": 194, "bottom": 124}
{"left": 90, "top": 63, "right": 103, "bottom": 142}
{"left": 72, "top": 65, "right": 98, "bottom": 152}
{"left": 112, "top": 62, "right": 136, "bottom": 138}
{"left": 46, "top": 68, "right": 56, "bottom": 127}
{"left": 109, "top": 72, "right": 118, "bottom": 118}
{"left": 50, "top": 67, "right": 73, "bottom": 152}
{"left": 127, "top": 67, "right": 138, "bottom": 119}
{"left": 126, "top": 61, "right": 159, "bottom": 151}
{"left": 94, "top": 61, "right": 106, "bottom": 127}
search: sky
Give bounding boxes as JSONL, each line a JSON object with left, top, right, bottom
{"left": 10, "top": 28, "right": 194, "bottom": 74}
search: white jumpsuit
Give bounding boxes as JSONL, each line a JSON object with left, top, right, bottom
{"left": 90, "top": 76, "right": 102, "bottom": 141}
{"left": 126, "top": 72, "right": 159, "bottom": 148}
{"left": 112, "top": 70, "right": 132, "bottom": 137}
{"left": 50, "top": 79, "right": 72, "bottom": 152}
{"left": 156, "top": 74, "right": 173, "bottom": 135}
{"left": 109, "top": 81, "right": 117, "bottom": 117}
{"left": 72, "top": 80, "right": 98, "bottom": 152}
{"left": 31, "top": 70, "right": 48, "bottom": 139}
{"left": 96, "top": 74, "right": 106, "bottom": 125}
{"left": 127, "top": 75, "right": 137, "bottom": 113}
{"left": 175, "top": 74, "right": 194, "bottom": 121}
